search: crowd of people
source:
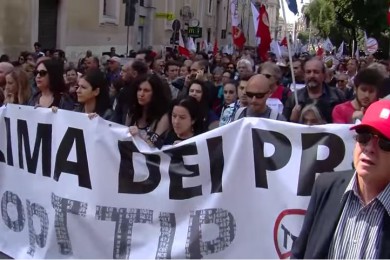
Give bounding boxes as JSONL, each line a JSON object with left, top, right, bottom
{"left": 1, "top": 42, "right": 390, "bottom": 148}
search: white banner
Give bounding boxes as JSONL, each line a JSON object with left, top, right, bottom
{"left": 0, "top": 105, "right": 355, "bottom": 258}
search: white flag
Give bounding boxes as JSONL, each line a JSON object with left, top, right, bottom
{"left": 250, "top": 2, "right": 261, "bottom": 45}
{"left": 324, "top": 37, "right": 334, "bottom": 52}
{"left": 270, "top": 40, "right": 282, "bottom": 59}
{"left": 336, "top": 41, "right": 344, "bottom": 58}
{"left": 355, "top": 47, "right": 360, "bottom": 60}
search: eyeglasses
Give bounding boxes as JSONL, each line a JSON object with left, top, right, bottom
{"left": 246, "top": 91, "right": 269, "bottom": 99}
{"left": 354, "top": 132, "right": 390, "bottom": 152}
{"left": 34, "top": 70, "right": 48, "bottom": 77}
{"left": 262, "top": 73, "right": 273, "bottom": 79}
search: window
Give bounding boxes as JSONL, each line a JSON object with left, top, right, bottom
{"left": 140, "top": 0, "right": 144, "bottom": 7}
{"left": 99, "top": 0, "right": 120, "bottom": 25}
{"left": 208, "top": 0, "right": 213, "bottom": 15}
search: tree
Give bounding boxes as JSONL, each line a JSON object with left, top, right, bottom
{"left": 297, "top": 32, "right": 310, "bottom": 45}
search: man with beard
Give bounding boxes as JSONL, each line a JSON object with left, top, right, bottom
{"left": 332, "top": 68, "right": 384, "bottom": 123}
{"left": 283, "top": 58, "right": 345, "bottom": 123}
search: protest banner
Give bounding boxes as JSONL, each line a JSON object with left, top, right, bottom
{"left": 0, "top": 105, "right": 354, "bottom": 258}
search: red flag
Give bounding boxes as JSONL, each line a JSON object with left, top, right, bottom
{"left": 388, "top": 3, "right": 390, "bottom": 26}
{"left": 230, "top": 0, "right": 246, "bottom": 49}
{"left": 280, "top": 37, "right": 288, "bottom": 47}
{"left": 213, "top": 39, "right": 218, "bottom": 56}
{"left": 316, "top": 46, "right": 324, "bottom": 57}
{"left": 257, "top": 4, "right": 271, "bottom": 61}
{"left": 178, "top": 31, "right": 190, "bottom": 58}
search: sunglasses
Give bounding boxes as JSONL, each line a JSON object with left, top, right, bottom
{"left": 246, "top": 91, "right": 269, "bottom": 99}
{"left": 262, "top": 73, "right": 273, "bottom": 79}
{"left": 34, "top": 70, "right": 48, "bottom": 77}
{"left": 354, "top": 132, "right": 390, "bottom": 152}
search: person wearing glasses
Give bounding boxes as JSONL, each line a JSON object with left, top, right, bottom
{"left": 332, "top": 68, "right": 384, "bottom": 124}
{"left": 335, "top": 73, "right": 354, "bottom": 100}
{"left": 233, "top": 74, "right": 286, "bottom": 121}
{"left": 27, "top": 59, "right": 74, "bottom": 110}
{"left": 292, "top": 99, "right": 390, "bottom": 259}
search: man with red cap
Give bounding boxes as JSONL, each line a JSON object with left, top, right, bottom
{"left": 292, "top": 99, "right": 390, "bottom": 259}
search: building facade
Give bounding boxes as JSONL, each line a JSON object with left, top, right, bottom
{"left": 0, "top": 0, "right": 289, "bottom": 62}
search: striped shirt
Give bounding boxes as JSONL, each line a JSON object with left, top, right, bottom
{"left": 328, "top": 173, "right": 390, "bottom": 259}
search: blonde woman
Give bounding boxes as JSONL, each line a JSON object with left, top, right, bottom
{"left": 4, "top": 69, "right": 31, "bottom": 105}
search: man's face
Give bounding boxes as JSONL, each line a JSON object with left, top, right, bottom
{"left": 53, "top": 52, "right": 60, "bottom": 59}
{"left": 190, "top": 63, "right": 202, "bottom": 79}
{"left": 121, "top": 64, "right": 132, "bottom": 81}
{"left": 167, "top": 65, "right": 179, "bottom": 80}
{"left": 237, "top": 63, "right": 249, "bottom": 75}
{"left": 136, "top": 53, "right": 146, "bottom": 63}
{"left": 337, "top": 75, "right": 348, "bottom": 90}
{"left": 108, "top": 61, "right": 120, "bottom": 71}
{"left": 355, "top": 84, "right": 378, "bottom": 108}
{"left": 304, "top": 60, "right": 325, "bottom": 89}
{"left": 238, "top": 80, "right": 248, "bottom": 106}
{"left": 353, "top": 129, "right": 390, "bottom": 186}
{"left": 293, "top": 61, "right": 303, "bottom": 79}
{"left": 347, "top": 59, "right": 358, "bottom": 72}
{"left": 246, "top": 76, "right": 271, "bottom": 113}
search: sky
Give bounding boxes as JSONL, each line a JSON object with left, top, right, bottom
{"left": 281, "top": 0, "right": 309, "bottom": 23}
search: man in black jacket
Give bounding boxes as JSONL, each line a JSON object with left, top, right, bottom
{"left": 283, "top": 58, "right": 345, "bottom": 123}
{"left": 292, "top": 99, "right": 390, "bottom": 259}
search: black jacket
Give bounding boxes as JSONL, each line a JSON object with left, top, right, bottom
{"left": 291, "top": 170, "right": 390, "bottom": 259}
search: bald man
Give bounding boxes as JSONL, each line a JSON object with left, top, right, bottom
{"left": 233, "top": 74, "right": 286, "bottom": 121}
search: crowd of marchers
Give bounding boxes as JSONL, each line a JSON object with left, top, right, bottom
{"left": 0, "top": 43, "right": 389, "bottom": 148}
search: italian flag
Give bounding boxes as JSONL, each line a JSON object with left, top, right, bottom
{"left": 178, "top": 30, "right": 190, "bottom": 58}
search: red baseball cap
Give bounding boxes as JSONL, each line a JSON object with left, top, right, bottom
{"left": 351, "top": 99, "right": 390, "bottom": 140}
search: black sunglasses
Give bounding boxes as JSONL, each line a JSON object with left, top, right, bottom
{"left": 246, "top": 91, "right": 268, "bottom": 99}
{"left": 354, "top": 132, "right": 390, "bottom": 152}
{"left": 34, "top": 70, "right": 48, "bottom": 77}
{"left": 262, "top": 73, "right": 273, "bottom": 79}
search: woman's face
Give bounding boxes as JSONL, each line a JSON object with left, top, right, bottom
{"left": 35, "top": 63, "right": 50, "bottom": 91}
{"left": 76, "top": 78, "right": 99, "bottom": 104}
{"left": 189, "top": 83, "right": 203, "bottom": 102}
{"left": 137, "top": 81, "right": 153, "bottom": 106}
{"left": 171, "top": 105, "right": 193, "bottom": 138}
{"left": 223, "top": 83, "right": 237, "bottom": 105}
{"left": 302, "top": 110, "right": 322, "bottom": 126}
{"left": 18, "top": 56, "right": 25, "bottom": 64}
{"left": 66, "top": 70, "right": 78, "bottom": 85}
{"left": 5, "top": 74, "right": 17, "bottom": 95}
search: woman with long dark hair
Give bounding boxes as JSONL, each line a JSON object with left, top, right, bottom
{"left": 187, "top": 79, "right": 219, "bottom": 131}
{"left": 164, "top": 96, "right": 203, "bottom": 145}
{"left": 126, "top": 74, "right": 171, "bottom": 148}
{"left": 27, "top": 59, "right": 74, "bottom": 110}
{"left": 75, "top": 69, "right": 112, "bottom": 120}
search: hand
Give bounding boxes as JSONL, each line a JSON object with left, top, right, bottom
{"left": 51, "top": 106, "right": 58, "bottom": 113}
{"left": 184, "top": 74, "right": 192, "bottom": 86}
{"left": 88, "top": 113, "right": 98, "bottom": 120}
{"left": 352, "top": 108, "right": 364, "bottom": 122}
{"left": 195, "top": 69, "right": 204, "bottom": 80}
{"left": 290, "top": 104, "right": 302, "bottom": 122}
{"left": 129, "top": 126, "right": 139, "bottom": 136}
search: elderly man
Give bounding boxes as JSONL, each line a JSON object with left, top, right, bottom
{"left": 292, "top": 99, "right": 390, "bottom": 258}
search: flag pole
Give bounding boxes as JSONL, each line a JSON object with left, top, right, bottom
{"left": 279, "top": 0, "right": 298, "bottom": 105}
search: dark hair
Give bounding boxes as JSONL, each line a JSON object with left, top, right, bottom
{"left": 0, "top": 88, "right": 4, "bottom": 105}
{"left": 188, "top": 79, "right": 209, "bottom": 131}
{"left": 304, "top": 58, "right": 326, "bottom": 73}
{"left": 34, "top": 42, "right": 41, "bottom": 48}
{"left": 81, "top": 69, "right": 111, "bottom": 116}
{"left": 127, "top": 74, "right": 171, "bottom": 126}
{"left": 0, "top": 55, "right": 10, "bottom": 62}
{"left": 111, "top": 78, "right": 125, "bottom": 93}
{"left": 169, "top": 96, "right": 203, "bottom": 135}
{"left": 224, "top": 79, "right": 238, "bottom": 89}
{"left": 136, "top": 49, "right": 155, "bottom": 65}
{"left": 37, "top": 59, "right": 67, "bottom": 94}
{"left": 223, "top": 70, "right": 233, "bottom": 79}
{"left": 131, "top": 60, "right": 148, "bottom": 75}
{"left": 164, "top": 60, "right": 180, "bottom": 74}
{"left": 354, "top": 68, "right": 384, "bottom": 92}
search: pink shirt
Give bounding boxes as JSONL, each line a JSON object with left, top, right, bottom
{"left": 332, "top": 101, "right": 355, "bottom": 123}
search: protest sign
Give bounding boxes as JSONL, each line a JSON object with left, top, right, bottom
{"left": 0, "top": 105, "right": 354, "bottom": 258}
